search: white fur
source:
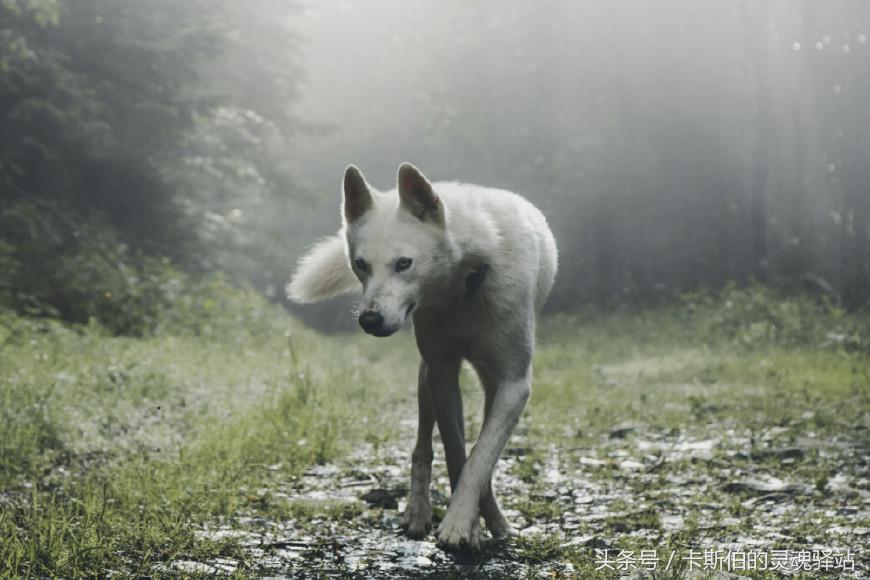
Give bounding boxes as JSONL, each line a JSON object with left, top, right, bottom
{"left": 286, "top": 234, "right": 357, "bottom": 303}
{"left": 288, "top": 164, "right": 558, "bottom": 552}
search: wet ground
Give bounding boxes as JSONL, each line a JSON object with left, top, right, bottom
{"left": 179, "top": 408, "right": 869, "bottom": 578}
{"left": 5, "top": 306, "right": 867, "bottom": 578}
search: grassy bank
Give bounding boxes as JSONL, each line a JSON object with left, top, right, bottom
{"left": 0, "top": 296, "right": 415, "bottom": 576}
{"left": 0, "top": 286, "right": 867, "bottom": 577}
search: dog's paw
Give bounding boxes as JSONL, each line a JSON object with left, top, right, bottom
{"left": 485, "top": 514, "right": 515, "bottom": 540}
{"left": 436, "top": 512, "right": 480, "bottom": 553}
{"left": 401, "top": 499, "right": 432, "bottom": 539}
{"left": 480, "top": 490, "right": 516, "bottom": 540}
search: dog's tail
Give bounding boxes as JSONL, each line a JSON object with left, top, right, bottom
{"left": 286, "top": 234, "right": 358, "bottom": 303}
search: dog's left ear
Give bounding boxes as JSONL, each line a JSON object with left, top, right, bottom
{"left": 397, "top": 163, "right": 444, "bottom": 225}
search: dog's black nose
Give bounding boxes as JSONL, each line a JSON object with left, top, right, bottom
{"left": 358, "top": 310, "right": 384, "bottom": 333}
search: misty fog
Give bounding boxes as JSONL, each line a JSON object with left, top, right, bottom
{"left": 288, "top": 1, "right": 869, "bottom": 326}
{"left": 1, "top": 1, "right": 868, "bottom": 325}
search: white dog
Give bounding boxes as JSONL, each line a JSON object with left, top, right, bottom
{"left": 288, "top": 164, "right": 557, "bottom": 552}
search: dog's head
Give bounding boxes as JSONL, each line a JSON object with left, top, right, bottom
{"left": 343, "top": 163, "right": 456, "bottom": 337}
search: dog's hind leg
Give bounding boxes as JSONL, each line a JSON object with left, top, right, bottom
{"left": 402, "top": 361, "right": 436, "bottom": 538}
{"left": 480, "top": 482, "right": 512, "bottom": 539}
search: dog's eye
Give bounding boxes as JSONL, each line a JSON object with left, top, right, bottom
{"left": 395, "top": 257, "right": 413, "bottom": 272}
{"left": 354, "top": 257, "right": 369, "bottom": 272}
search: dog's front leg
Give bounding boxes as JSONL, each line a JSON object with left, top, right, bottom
{"left": 425, "top": 358, "right": 466, "bottom": 491}
{"left": 479, "top": 385, "right": 514, "bottom": 539}
{"left": 402, "top": 361, "right": 435, "bottom": 538}
{"left": 427, "top": 358, "right": 481, "bottom": 549}
{"left": 436, "top": 372, "right": 530, "bottom": 552}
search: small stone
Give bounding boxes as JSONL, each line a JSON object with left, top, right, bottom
{"left": 360, "top": 487, "right": 405, "bottom": 509}
{"left": 609, "top": 424, "right": 636, "bottom": 439}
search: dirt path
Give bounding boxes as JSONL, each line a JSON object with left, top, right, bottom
{"left": 176, "top": 356, "right": 869, "bottom": 578}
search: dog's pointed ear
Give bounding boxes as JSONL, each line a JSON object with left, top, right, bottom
{"left": 398, "top": 163, "right": 444, "bottom": 225}
{"left": 343, "top": 165, "right": 373, "bottom": 224}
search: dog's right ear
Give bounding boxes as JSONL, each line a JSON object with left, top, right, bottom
{"left": 343, "top": 165, "right": 373, "bottom": 224}
{"left": 397, "top": 163, "right": 445, "bottom": 226}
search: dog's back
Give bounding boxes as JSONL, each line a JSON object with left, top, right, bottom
{"left": 434, "top": 182, "right": 558, "bottom": 312}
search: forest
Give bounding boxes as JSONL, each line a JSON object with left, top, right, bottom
{"left": 1, "top": 1, "right": 868, "bottom": 577}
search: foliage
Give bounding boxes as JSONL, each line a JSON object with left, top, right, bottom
{"left": 0, "top": 199, "right": 290, "bottom": 337}
{"left": 543, "top": 284, "right": 869, "bottom": 356}
{"left": 681, "top": 284, "right": 869, "bottom": 352}
{"left": 0, "top": 0, "right": 213, "bottom": 255}
{"left": 166, "top": 104, "right": 302, "bottom": 298}
{"left": 0, "top": 0, "right": 305, "bottom": 295}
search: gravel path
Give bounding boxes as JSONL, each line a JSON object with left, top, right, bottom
{"left": 183, "top": 408, "right": 869, "bottom": 578}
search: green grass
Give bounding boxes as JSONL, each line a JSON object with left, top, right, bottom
{"left": 532, "top": 305, "right": 869, "bottom": 444}
{"left": 0, "top": 308, "right": 417, "bottom": 576}
{"left": 0, "top": 285, "right": 867, "bottom": 577}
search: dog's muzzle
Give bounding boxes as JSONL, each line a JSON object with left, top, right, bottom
{"left": 359, "top": 310, "right": 396, "bottom": 337}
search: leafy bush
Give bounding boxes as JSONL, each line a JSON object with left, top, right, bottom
{"left": 152, "top": 272, "right": 290, "bottom": 339}
{"left": 681, "top": 283, "right": 868, "bottom": 352}
{"left": 0, "top": 200, "right": 286, "bottom": 338}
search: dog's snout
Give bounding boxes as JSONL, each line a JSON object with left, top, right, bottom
{"left": 358, "top": 310, "right": 384, "bottom": 333}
